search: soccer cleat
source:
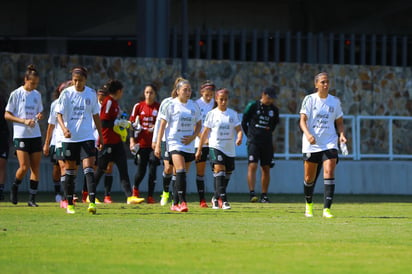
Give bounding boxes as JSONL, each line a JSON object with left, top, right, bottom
{"left": 160, "top": 191, "right": 170, "bottom": 206}
{"left": 179, "top": 202, "right": 189, "bottom": 212}
{"left": 28, "top": 200, "right": 39, "bottom": 207}
{"left": 323, "top": 208, "right": 334, "bottom": 218}
{"left": 55, "top": 194, "right": 63, "bottom": 203}
{"left": 127, "top": 196, "right": 145, "bottom": 204}
{"left": 132, "top": 188, "right": 140, "bottom": 198}
{"left": 73, "top": 194, "right": 79, "bottom": 202}
{"left": 82, "top": 191, "right": 88, "bottom": 203}
{"left": 88, "top": 203, "right": 97, "bottom": 214}
{"left": 260, "top": 196, "right": 271, "bottom": 203}
{"left": 170, "top": 204, "right": 180, "bottom": 212}
{"left": 211, "top": 197, "right": 219, "bottom": 209}
{"left": 250, "top": 195, "right": 258, "bottom": 203}
{"left": 147, "top": 196, "right": 156, "bottom": 204}
{"left": 10, "top": 185, "right": 18, "bottom": 205}
{"left": 60, "top": 200, "right": 68, "bottom": 208}
{"left": 222, "top": 201, "right": 231, "bottom": 210}
{"left": 305, "top": 203, "right": 314, "bottom": 217}
{"left": 86, "top": 196, "right": 102, "bottom": 204}
{"left": 199, "top": 199, "right": 208, "bottom": 208}
{"left": 104, "top": 195, "right": 113, "bottom": 204}
{"left": 66, "top": 205, "right": 75, "bottom": 214}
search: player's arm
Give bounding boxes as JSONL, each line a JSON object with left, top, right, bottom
{"left": 335, "top": 117, "right": 347, "bottom": 144}
{"left": 235, "top": 125, "right": 243, "bottom": 146}
{"left": 195, "top": 127, "right": 210, "bottom": 160}
{"left": 43, "top": 123, "right": 55, "bottom": 156}
{"left": 154, "top": 118, "right": 167, "bottom": 158}
{"left": 300, "top": 113, "right": 315, "bottom": 145}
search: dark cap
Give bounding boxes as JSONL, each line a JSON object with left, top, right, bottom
{"left": 263, "top": 87, "right": 277, "bottom": 98}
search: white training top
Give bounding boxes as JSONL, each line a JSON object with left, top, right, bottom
{"left": 300, "top": 93, "right": 343, "bottom": 153}
{"left": 159, "top": 98, "right": 201, "bottom": 153}
{"left": 152, "top": 97, "right": 173, "bottom": 144}
{"left": 195, "top": 97, "right": 215, "bottom": 148}
{"left": 56, "top": 85, "right": 100, "bottom": 143}
{"left": 204, "top": 107, "right": 241, "bottom": 157}
{"left": 47, "top": 99, "right": 59, "bottom": 146}
{"left": 5, "top": 86, "right": 43, "bottom": 138}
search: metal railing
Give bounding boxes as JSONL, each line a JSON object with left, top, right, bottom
{"left": 238, "top": 114, "right": 412, "bottom": 160}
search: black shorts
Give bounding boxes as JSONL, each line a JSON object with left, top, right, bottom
{"left": 303, "top": 149, "right": 339, "bottom": 164}
{"left": 247, "top": 142, "right": 273, "bottom": 166}
{"left": 49, "top": 145, "right": 58, "bottom": 165}
{"left": 0, "top": 138, "right": 9, "bottom": 159}
{"left": 169, "top": 150, "right": 195, "bottom": 163}
{"left": 55, "top": 147, "right": 65, "bottom": 161}
{"left": 13, "top": 137, "right": 42, "bottom": 154}
{"left": 135, "top": 147, "right": 161, "bottom": 166}
{"left": 195, "top": 146, "right": 209, "bottom": 163}
{"left": 160, "top": 141, "right": 171, "bottom": 162}
{"left": 62, "top": 140, "right": 96, "bottom": 165}
{"left": 209, "top": 148, "right": 235, "bottom": 172}
{"left": 97, "top": 142, "right": 126, "bottom": 170}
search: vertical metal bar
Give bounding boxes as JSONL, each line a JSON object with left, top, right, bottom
{"left": 381, "top": 35, "right": 387, "bottom": 66}
{"left": 360, "top": 34, "right": 366, "bottom": 65}
{"left": 402, "top": 36, "right": 408, "bottom": 67}
{"left": 284, "top": 116, "right": 290, "bottom": 160}
{"left": 217, "top": 29, "right": 223, "bottom": 60}
{"left": 356, "top": 116, "right": 361, "bottom": 160}
{"left": 194, "top": 27, "right": 200, "bottom": 59}
{"left": 240, "top": 30, "right": 247, "bottom": 61}
{"left": 263, "top": 30, "right": 269, "bottom": 62}
{"left": 307, "top": 32, "right": 313, "bottom": 63}
{"left": 391, "top": 35, "right": 397, "bottom": 66}
{"left": 328, "top": 33, "right": 334, "bottom": 64}
{"left": 318, "top": 32, "right": 324, "bottom": 64}
{"left": 229, "top": 30, "right": 235, "bottom": 61}
{"left": 171, "top": 26, "right": 178, "bottom": 58}
{"left": 350, "top": 33, "right": 355, "bottom": 65}
{"left": 206, "top": 28, "right": 212, "bottom": 60}
{"left": 274, "top": 31, "right": 280, "bottom": 62}
{"left": 371, "top": 34, "right": 376, "bottom": 65}
{"left": 389, "top": 118, "right": 393, "bottom": 160}
{"left": 296, "top": 32, "right": 302, "bottom": 63}
{"left": 181, "top": 0, "right": 188, "bottom": 77}
{"left": 285, "top": 31, "right": 291, "bottom": 62}
{"left": 252, "top": 29, "right": 258, "bottom": 61}
{"left": 339, "top": 33, "right": 345, "bottom": 64}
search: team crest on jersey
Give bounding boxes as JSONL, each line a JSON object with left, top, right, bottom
{"left": 141, "top": 111, "right": 145, "bottom": 115}
{"left": 257, "top": 110, "right": 261, "bottom": 115}
{"left": 152, "top": 110, "right": 158, "bottom": 116}
{"left": 86, "top": 98, "right": 91, "bottom": 105}
{"left": 269, "top": 110, "right": 274, "bottom": 117}
{"left": 329, "top": 107, "right": 334, "bottom": 112}
{"left": 229, "top": 118, "right": 234, "bottom": 123}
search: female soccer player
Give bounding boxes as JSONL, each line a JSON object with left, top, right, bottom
{"left": 56, "top": 66, "right": 102, "bottom": 214}
{"left": 299, "top": 72, "right": 347, "bottom": 218}
{"left": 94, "top": 79, "right": 144, "bottom": 205}
{"left": 194, "top": 80, "right": 216, "bottom": 208}
{"left": 129, "top": 83, "right": 160, "bottom": 203}
{"left": 154, "top": 78, "right": 202, "bottom": 212}
{"left": 5, "top": 64, "right": 44, "bottom": 207}
{"left": 195, "top": 88, "right": 242, "bottom": 209}
{"left": 43, "top": 80, "right": 71, "bottom": 203}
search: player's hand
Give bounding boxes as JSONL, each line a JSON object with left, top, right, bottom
{"left": 154, "top": 146, "right": 161, "bottom": 159}
{"left": 181, "top": 135, "right": 194, "bottom": 145}
{"left": 36, "top": 113, "right": 44, "bottom": 121}
{"left": 43, "top": 145, "right": 49, "bottom": 156}
{"left": 63, "top": 128, "right": 71, "bottom": 138}
{"left": 195, "top": 150, "right": 201, "bottom": 161}
{"left": 306, "top": 133, "right": 316, "bottom": 144}
{"left": 236, "top": 138, "right": 242, "bottom": 146}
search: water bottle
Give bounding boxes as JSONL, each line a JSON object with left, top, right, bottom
{"left": 340, "top": 143, "right": 348, "bottom": 156}
{"left": 131, "top": 144, "right": 140, "bottom": 155}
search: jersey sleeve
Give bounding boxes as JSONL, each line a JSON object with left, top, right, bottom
{"left": 203, "top": 111, "right": 213, "bottom": 129}
{"left": 299, "top": 95, "right": 312, "bottom": 116}
{"left": 100, "top": 99, "right": 117, "bottom": 121}
{"left": 129, "top": 103, "right": 140, "bottom": 123}
{"left": 5, "top": 91, "right": 16, "bottom": 114}
{"left": 335, "top": 97, "right": 344, "bottom": 119}
{"left": 241, "top": 101, "right": 255, "bottom": 134}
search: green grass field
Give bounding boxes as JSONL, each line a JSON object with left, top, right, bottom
{"left": 0, "top": 193, "right": 411, "bottom": 274}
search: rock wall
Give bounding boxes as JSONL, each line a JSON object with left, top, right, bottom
{"left": 1, "top": 52, "right": 412, "bottom": 155}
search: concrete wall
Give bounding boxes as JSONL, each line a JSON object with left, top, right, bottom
{"left": 6, "top": 159, "right": 412, "bottom": 195}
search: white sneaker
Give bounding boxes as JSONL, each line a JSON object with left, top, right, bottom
{"left": 222, "top": 201, "right": 231, "bottom": 210}
{"left": 211, "top": 197, "right": 219, "bottom": 209}
{"left": 323, "top": 208, "right": 334, "bottom": 218}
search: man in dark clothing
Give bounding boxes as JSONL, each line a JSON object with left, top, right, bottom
{"left": 241, "top": 87, "right": 279, "bottom": 202}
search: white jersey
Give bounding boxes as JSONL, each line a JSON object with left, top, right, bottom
{"left": 47, "top": 99, "right": 59, "bottom": 146}
{"left": 152, "top": 97, "right": 173, "bottom": 144}
{"left": 204, "top": 107, "right": 241, "bottom": 157}
{"left": 160, "top": 98, "right": 201, "bottom": 153}
{"left": 300, "top": 93, "right": 343, "bottom": 153}
{"left": 56, "top": 85, "right": 100, "bottom": 143}
{"left": 5, "top": 86, "right": 43, "bottom": 138}
{"left": 195, "top": 97, "right": 215, "bottom": 148}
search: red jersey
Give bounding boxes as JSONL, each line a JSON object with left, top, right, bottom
{"left": 130, "top": 100, "right": 160, "bottom": 148}
{"left": 100, "top": 96, "right": 122, "bottom": 144}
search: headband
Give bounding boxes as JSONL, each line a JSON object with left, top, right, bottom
{"left": 72, "top": 67, "right": 88, "bottom": 78}
{"left": 215, "top": 88, "right": 229, "bottom": 96}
